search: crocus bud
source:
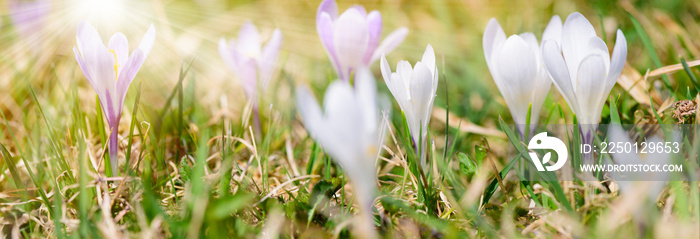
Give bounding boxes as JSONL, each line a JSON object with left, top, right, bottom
{"left": 542, "top": 12, "right": 627, "bottom": 162}
{"left": 296, "top": 68, "right": 387, "bottom": 238}
{"left": 316, "top": 0, "right": 408, "bottom": 82}
{"left": 483, "top": 16, "right": 562, "bottom": 136}
{"left": 380, "top": 44, "right": 438, "bottom": 168}
{"left": 219, "top": 21, "right": 282, "bottom": 102}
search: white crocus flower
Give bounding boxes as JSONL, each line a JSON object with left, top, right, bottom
{"left": 380, "top": 44, "right": 438, "bottom": 168}
{"left": 541, "top": 12, "right": 627, "bottom": 162}
{"left": 483, "top": 16, "right": 562, "bottom": 136}
{"left": 296, "top": 68, "right": 387, "bottom": 238}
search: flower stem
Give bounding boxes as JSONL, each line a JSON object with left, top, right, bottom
{"left": 579, "top": 125, "right": 596, "bottom": 165}
{"left": 356, "top": 191, "right": 377, "bottom": 239}
{"left": 252, "top": 105, "right": 262, "bottom": 142}
{"left": 108, "top": 125, "right": 119, "bottom": 176}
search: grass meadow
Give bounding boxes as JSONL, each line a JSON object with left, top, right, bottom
{"left": 0, "top": 0, "right": 699, "bottom": 238}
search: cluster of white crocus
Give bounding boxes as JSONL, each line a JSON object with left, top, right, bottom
{"left": 380, "top": 44, "right": 438, "bottom": 168}
{"left": 483, "top": 16, "right": 562, "bottom": 136}
{"left": 542, "top": 12, "right": 627, "bottom": 157}
{"left": 296, "top": 68, "right": 387, "bottom": 238}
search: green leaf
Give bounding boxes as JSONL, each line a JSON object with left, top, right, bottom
{"left": 0, "top": 143, "right": 24, "bottom": 192}
{"left": 492, "top": 116, "right": 573, "bottom": 211}
{"left": 457, "top": 152, "right": 477, "bottom": 175}
{"left": 482, "top": 150, "right": 522, "bottom": 206}
{"left": 474, "top": 145, "right": 487, "bottom": 164}
{"left": 609, "top": 95, "right": 621, "bottom": 124}
{"left": 179, "top": 159, "right": 192, "bottom": 183}
{"left": 309, "top": 179, "right": 340, "bottom": 205}
{"left": 207, "top": 192, "right": 255, "bottom": 220}
{"left": 124, "top": 81, "right": 142, "bottom": 174}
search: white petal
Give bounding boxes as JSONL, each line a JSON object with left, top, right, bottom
{"left": 333, "top": 8, "right": 369, "bottom": 74}
{"left": 76, "top": 21, "right": 104, "bottom": 63}
{"left": 574, "top": 54, "right": 607, "bottom": 124}
{"left": 497, "top": 35, "right": 538, "bottom": 126}
{"left": 421, "top": 44, "right": 436, "bottom": 77}
{"left": 389, "top": 72, "right": 410, "bottom": 110}
{"left": 381, "top": 54, "right": 406, "bottom": 105}
{"left": 323, "top": 81, "right": 363, "bottom": 165}
{"left": 519, "top": 32, "right": 540, "bottom": 64}
{"left": 107, "top": 33, "right": 129, "bottom": 72}
{"left": 587, "top": 36, "right": 611, "bottom": 73}
{"left": 409, "top": 62, "right": 433, "bottom": 143}
{"left": 519, "top": 32, "right": 538, "bottom": 49}
{"left": 348, "top": 5, "right": 367, "bottom": 16}
{"left": 236, "top": 21, "right": 261, "bottom": 58}
{"left": 396, "top": 60, "right": 412, "bottom": 94}
{"left": 607, "top": 29, "right": 627, "bottom": 89}
{"left": 482, "top": 18, "right": 506, "bottom": 68}
{"left": 532, "top": 68, "right": 552, "bottom": 127}
{"left": 355, "top": 68, "right": 378, "bottom": 131}
{"left": 380, "top": 54, "right": 392, "bottom": 85}
{"left": 542, "top": 15, "right": 562, "bottom": 45}
{"left": 542, "top": 40, "right": 579, "bottom": 115}
{"left": 296, "top": 86, "right": 323, "bottom": 139}
{"left": 561, "top": 12, "right": 597, "bottom": 80}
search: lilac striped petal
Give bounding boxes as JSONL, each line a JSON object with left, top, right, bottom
{"left": 218, "top": 38, "right": 238, "bottom": 73}
{"left": 316, "top": 0, "right": 338, "bottom": 22}
{"left": 259, "top": 29, "right": 283, "bottom": 89}
{"left": 117, "top": 49, "right": 144, "bottom": 107}
{"left": 137, "top": 24, "right": 156, "bottom": 58}
{"left": 363, "top": 11, "right": 382, "bottom": 63}
{"left": 317, "top": 12, "right": 341, "bottom": 78}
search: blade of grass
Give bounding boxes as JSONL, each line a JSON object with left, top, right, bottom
{"left": 78, "top": 131, "right": 90, "bottom": 238}
{"left": 124, "top": 81, "right": 142, "bottom": 174}
{"left": 1, "top": 106, "right": 51, "bottom": 211}
{"left": 96, "top": 95, "right": 110, "bottom": 177}
{"left": 629, "top": 13, "right": 674, "bottom": 93}
{"left": 496, "top": 116, "right": 573, "bottom": 211}
{"left": 29, "top": 86, "right": 75, "bottom": 183}
{"left": 0, "top": 143, "right": 25, "bottom": 193}
{"left": 680, "top": 57, "right": 700, "bottom": 93}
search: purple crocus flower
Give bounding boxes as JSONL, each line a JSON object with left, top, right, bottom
{"left": 316, "top": 0, "right": 408, "bottom": 82}
{"left": 73, "top": 21, "right": 155, "bottom": 175}
{"left": 219, "top": 21, "right": 282, "bottom": 136}
{"left": 218, "top": 21, "right": 282, "bottom": 103}
{"left": 9, "top": 0, "right": 50, "bottom": 49}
